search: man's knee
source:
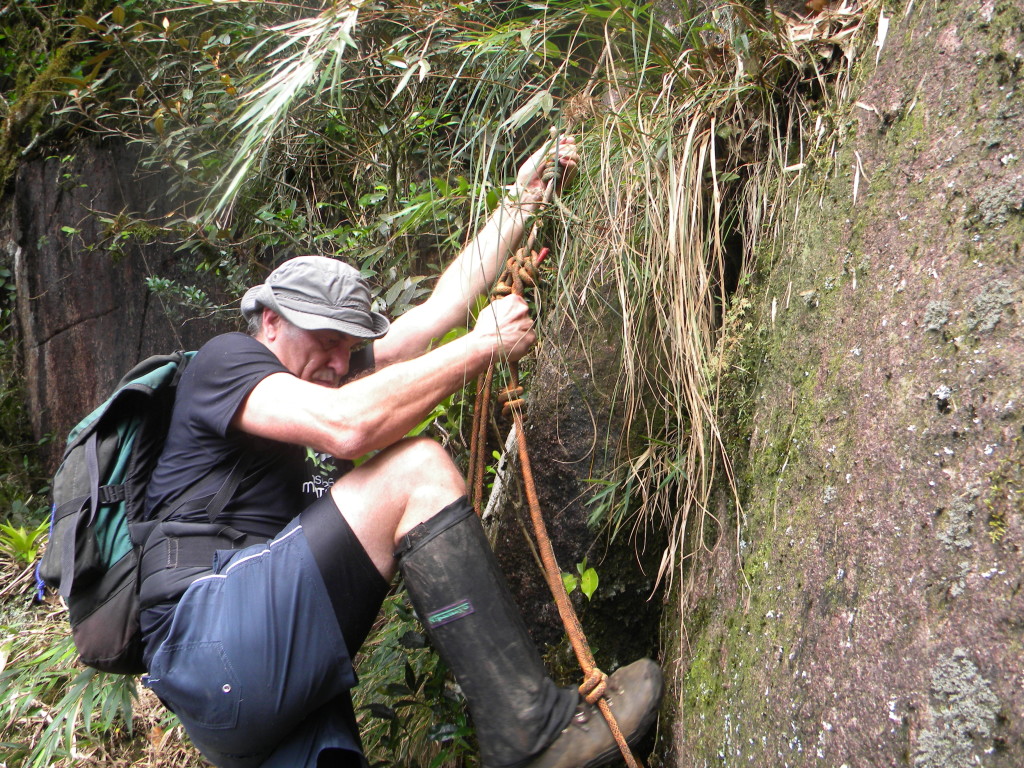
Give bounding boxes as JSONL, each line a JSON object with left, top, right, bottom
{"left": 373, "top": 438, "right": 465, "bottom": 539}
{"left": 385, "top": 437, "right": 463, "bottom": 487}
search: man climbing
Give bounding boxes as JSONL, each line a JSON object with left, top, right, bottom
{"left": 137, "top": 134, "right": 662, "bottom": 768}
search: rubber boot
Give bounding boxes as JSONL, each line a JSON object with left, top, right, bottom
{"left": 396, "top": 497, "right": 577, "bottom": 768}
{"left": 397, "top": 497, "right": 663, "bottom": 768}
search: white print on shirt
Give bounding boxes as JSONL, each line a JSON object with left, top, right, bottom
{"left": 303, "top": 449, "right": 337, "bottom": 498}
{"left": 303, "top": 474, "right": 335, "bottom": 498}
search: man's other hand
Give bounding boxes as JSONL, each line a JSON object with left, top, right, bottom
{"left": 472, "top": 294, "right": 536, "bottom": 363}
{"left": 515, "top": 133, "right": 579, "bottom": 202}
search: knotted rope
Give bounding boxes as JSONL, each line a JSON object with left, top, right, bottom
{"left": 468, "top": 148, "right": 643, "bottom": 768}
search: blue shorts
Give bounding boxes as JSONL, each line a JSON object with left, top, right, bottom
{"left": 143, "top": 494, "right": 390, "bottom": 768}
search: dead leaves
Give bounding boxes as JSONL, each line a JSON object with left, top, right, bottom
{"left": 782, "top": 1, "right": 867, "bottom": 49}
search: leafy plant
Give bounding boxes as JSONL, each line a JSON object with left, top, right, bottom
{"left": 0, "top": 624, "right": 137, "bottom": 768}
{"left": 354, "top": 589, "right": 473, "bottom": 768}
{"left": 562, "top": 558, "right": 599, "bottom": 601}
{"left": 0, "top": 517, "right": 48, "bottom": 565}
{"left": 145, "top": 275, "right": 216, "bottom": 314}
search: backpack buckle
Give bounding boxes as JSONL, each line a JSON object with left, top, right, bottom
{"left": 98, "top": 484, "right": 127, "bottom": 504}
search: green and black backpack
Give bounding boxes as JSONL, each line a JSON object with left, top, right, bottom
{"left": 38, "top": 350, "right": 263, "bottom": 674}
{"left": 36, "top": 351, "right": 218, "bottom": 674}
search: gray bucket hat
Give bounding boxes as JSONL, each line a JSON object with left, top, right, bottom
{"left": 240, "top": 256, "right": 390, "bottom": 339}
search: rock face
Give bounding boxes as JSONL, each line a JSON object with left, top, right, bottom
{"left": 672, "top": 4, "right": 1024, "bottom": 767}
{"left": 5, "top": 140, "right": 230, "bottom": 468}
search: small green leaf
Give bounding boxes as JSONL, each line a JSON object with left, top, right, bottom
{"left": 358, "top": 190, "right": 387, "bottom": 206}
{"left": 501, "top": 89, "right": 553, "bottom": 132}
{"left": 56, "top": 77, "right": 89, "bottom": 89}
{"left": 76, "top": 15, "right": 103, "bottom": 32}
{"left": 391, "top": 66, "right": 416, "bottom": 101}
{"left": 364, "top": 703, "right": 397, "bottom": 720}
{"left": 579, "top": 568, "right": 599, "bottom": 600}
{"left": 561, "top": 572, "right": 578, "bottom": 595}
{"left": 404, "top": 660, "right": 417, "bottom": 692}
{"left": 398, "top": 630, "right": 426, "bottom": 649}
{"left": 428, "top": 723, "right": 459, "bottom": 742}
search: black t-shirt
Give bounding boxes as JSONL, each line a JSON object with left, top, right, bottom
{"left": 140, "top": 331, "right": 370, "bottom": 663}
{"left": 145, "top": 332, "right": 309, "bottom": 537}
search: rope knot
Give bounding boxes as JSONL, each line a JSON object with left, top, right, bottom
{"left": 498, "top": 384, "right": 525, "bottom": 416}
{"left": 490, "top": 247, "right": 550, "bottom": 301}
{"left": 578, "top": 667, "right": 608, "bottom": 705}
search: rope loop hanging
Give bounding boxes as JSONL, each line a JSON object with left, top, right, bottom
{"left": 467, "top": 138, "right": 645, "bottom": 768}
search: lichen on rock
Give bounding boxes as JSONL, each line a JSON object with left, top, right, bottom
{"left": 914, "top": 648, "right": 1001, "bottom": 768}
{"left": 967, "top": 280, "right": 1015, "bottom": 333}
{"left": 923, "top": 300, "right": 952, "bottom": 332}
{"left": 936, "top": 496, "right": 976, "bottom": 551}
{"left": 972, "top": 178, "right": 1024, "bottom": 227}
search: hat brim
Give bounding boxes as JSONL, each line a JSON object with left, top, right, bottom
{"left": 279, "top": 304, "right": 390, "bottom": 339}
{"left": 241, "top": 284, "right": 389, "bottom": 340}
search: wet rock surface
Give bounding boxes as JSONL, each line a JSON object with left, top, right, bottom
{"left": 4, "top": 140, "right": 231, "bottom": 468}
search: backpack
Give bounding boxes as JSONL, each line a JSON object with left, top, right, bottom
{"left": 37, "top": 351, "right": 248, "bottom": 675}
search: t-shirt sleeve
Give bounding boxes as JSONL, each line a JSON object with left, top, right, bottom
{"left": 182, "top": 333, "right": 290, "bottom": 438}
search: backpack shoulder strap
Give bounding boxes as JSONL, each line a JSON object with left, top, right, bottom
{"left": 204, "top": 454, "right": 253, "bottom": 524}
{"left": 156, "top": 453, "right": 255, "bottom": 525}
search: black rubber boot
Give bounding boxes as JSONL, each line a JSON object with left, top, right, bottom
{"left": 397, "top": 497, "right": 577, "bottom": 768}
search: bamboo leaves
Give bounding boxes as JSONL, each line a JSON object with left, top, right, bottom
{"left": 214, "top": 2, "right": 364, "bottom": 212}
{"left": 501, "top": 89, "right": 555, "bottom": 133}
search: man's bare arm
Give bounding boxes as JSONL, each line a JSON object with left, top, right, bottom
{"left": 233, "top": 294, "right": 535, "bottom": 459}
{"left": 374, "top": 134, "right": 578, "bottom": 368}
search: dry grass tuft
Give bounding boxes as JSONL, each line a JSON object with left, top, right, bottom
{"left": 546, "top": 1, "right": 882, "bottom": 604}
{"left": 0, "top": 549, "right": 203, "bottom": 768}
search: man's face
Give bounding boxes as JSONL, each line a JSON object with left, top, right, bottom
{"left": 264, "top": 312, "right": 360, "bottom": 387}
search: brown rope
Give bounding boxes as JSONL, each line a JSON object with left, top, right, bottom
{"left": 469, "top": 364, "right": 494, "bottom": 515}
{"left": 467, "top": 149, "right": 643, "bottom": 767}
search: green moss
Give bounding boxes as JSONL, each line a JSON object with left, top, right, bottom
{"left": 0, "top": 0, "right": 108, "bottom": 190}
{"left": 982, "top": 433, "right": 1024, "bottom": 543}
{"left": 892, "top": 100, "right": 928, "bottom": 147}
